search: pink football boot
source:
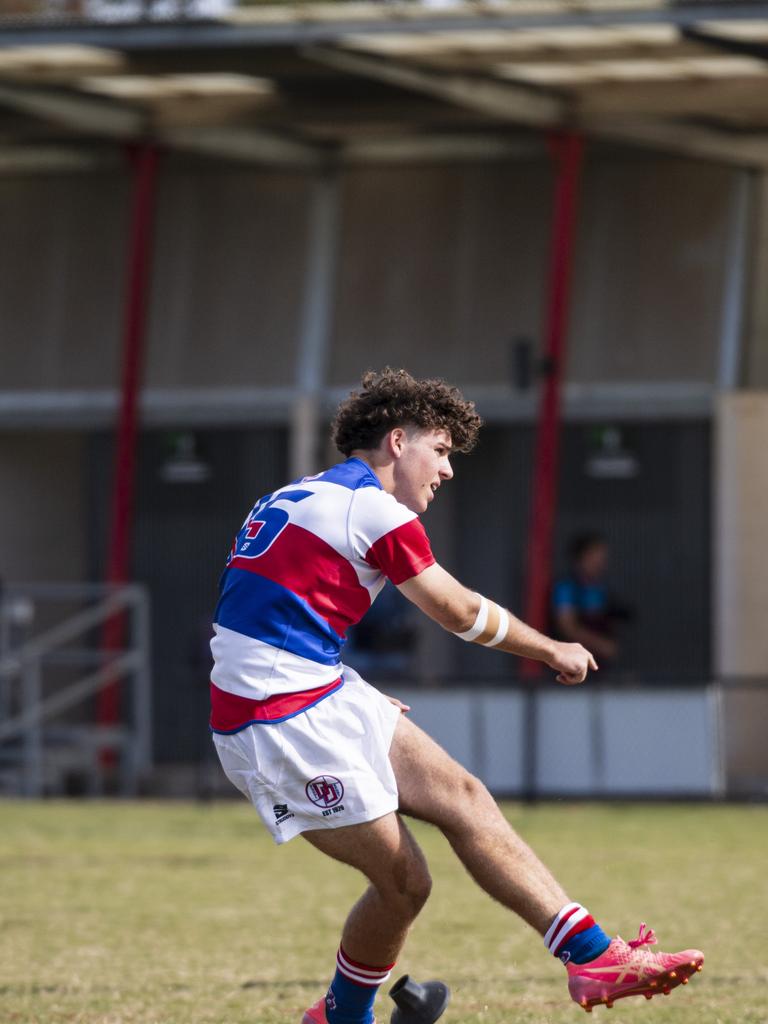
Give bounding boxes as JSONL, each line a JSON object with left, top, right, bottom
{"left": 567, "top": 923, "right": 704, "bottom": 1012}
{"left": 301, "top": 996, "right": 376, "bottom": 1024}
{"left": 301, "top": 997, "right": 329, "bottom": 1024}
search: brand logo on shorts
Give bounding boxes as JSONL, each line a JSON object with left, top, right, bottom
{"left": 306, "top": 775, "right": 344, "bottom": 808}
{"left": 273, "top": 803, "right": 294, "bottom": 825}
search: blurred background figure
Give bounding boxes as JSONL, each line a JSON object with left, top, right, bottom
{"left": 552, "top": 532, "right": 631, "bottom": 674}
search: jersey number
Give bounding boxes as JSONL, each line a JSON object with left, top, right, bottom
{"left": 237, "top": 489, "right": 312, "bottom": 559}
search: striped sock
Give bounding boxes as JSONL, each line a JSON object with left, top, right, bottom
{"left": 544, "top": 903, "right": 611, "bottom": 965}
{"left": 325, "top": 946, "right": 394, "bottom": 1024}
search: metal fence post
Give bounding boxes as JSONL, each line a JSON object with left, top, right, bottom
{"left": 22, "top": 659, "right": 43, "bottom": 797}
{"left": 132, "top": 587, "right": 153, "bottom": 783}
{"left": 0, "top": 601, "right": 10, "bottom": 724}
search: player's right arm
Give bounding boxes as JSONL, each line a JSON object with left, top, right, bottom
{"left": 398, "top": 563, "right": 597, "bottom": 685}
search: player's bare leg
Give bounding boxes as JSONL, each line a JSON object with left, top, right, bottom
{"left": 389, "top": 713, "right": 704, "bottom": 1012}
{"left": 303, "top": 811, "right": 432, "bottom": 965}
{"left": 301, "top": 811, "right": 433, "bottom": 1023}
{"left": 390, "top": 713, "right": 567, "bottom": 934}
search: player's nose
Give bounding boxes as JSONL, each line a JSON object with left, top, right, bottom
{"left": 440, "top": 458, "right": 453, "bottom": 480}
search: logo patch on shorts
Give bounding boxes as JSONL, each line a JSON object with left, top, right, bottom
{"left": 273, "top": 803, "right": 294, "bottom": 825}
{"left": 306, "top": 774, "right": 344, "bottom": 809}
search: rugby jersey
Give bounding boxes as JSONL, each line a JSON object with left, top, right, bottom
{"left": 210, "top": 457, "right": 435, "bottom": 733}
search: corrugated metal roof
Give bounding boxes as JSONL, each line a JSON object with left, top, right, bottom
{"left": 0, "top": 1, "right": 767, "bottom": 167}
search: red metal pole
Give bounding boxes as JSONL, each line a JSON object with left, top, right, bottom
{"left": 97, "top": 143, "right": 159, "bottom": 730}
{"left": 521, "top": 132, "right": 584, "bottom": 679}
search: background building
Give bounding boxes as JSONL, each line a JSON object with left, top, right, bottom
{"left": 0, "top": 0, "right": 767, "bottom": 796}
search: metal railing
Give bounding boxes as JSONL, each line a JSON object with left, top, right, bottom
{"left": 0, "top": 583, "right": 151, "bottom": 797}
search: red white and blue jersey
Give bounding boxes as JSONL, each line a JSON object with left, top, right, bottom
{"left": 210, "top": 457, "right": 434, "bottom": 733}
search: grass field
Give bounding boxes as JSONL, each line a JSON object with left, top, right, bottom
{"left": 0, "top": 800, "right": 766, "bottom": 1024}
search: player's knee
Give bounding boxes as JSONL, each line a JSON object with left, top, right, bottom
{"left": 384, "top": 856, "right": 432, "bottom": 915}
{"left": 399, "top": 868, "right": 432, "bottom": 916}
{"left": 407, "top": 864, "right": 433, "bottom": 911}
{"left": 458, "top": 770, "right": 492, "bottom": 810}
{"left": 444, "top": 770, "right": 497, "bottom": 831}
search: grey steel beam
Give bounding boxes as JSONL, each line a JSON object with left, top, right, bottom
{"left": 0, "top": 380, "right": 714, "bottom": 430}
{"left": 718, "top": 169, "right": 751, "bottom": 390}
{"left": 290, "top": 169, "right": 341, "bottom": 479}
{"left": 0, "top": 386, "right": 296, "bottom": 429}
{"left": 742, "top": 170, "right": 768, "bottom": 386}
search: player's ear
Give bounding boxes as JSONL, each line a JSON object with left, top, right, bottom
{"left": 388, "top": 427, "right": 406, "bottom": 458}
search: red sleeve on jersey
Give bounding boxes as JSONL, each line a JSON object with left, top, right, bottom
{"left": 364, "top": 518, "right": 435, "bottom": 585}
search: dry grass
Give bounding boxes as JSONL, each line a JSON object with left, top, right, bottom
{"left": 0, "top": 800, "right": 765, "bottom": 1023}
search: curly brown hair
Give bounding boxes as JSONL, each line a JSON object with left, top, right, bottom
{"left": 332, "top": 368, "right": 482, "bottom": 456}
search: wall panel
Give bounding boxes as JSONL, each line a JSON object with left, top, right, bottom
{"left": 145, "top": 162, "right": 310, "bottom": 391}
{"left": 0, "top": 173, "right": 127, "bottom": 390}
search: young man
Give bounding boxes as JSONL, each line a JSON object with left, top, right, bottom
{"left": 552, "top": 532, "right": 628, "bottom": 669}
{"left": 210, "top": 369, "right": 703, "bottom": 1022}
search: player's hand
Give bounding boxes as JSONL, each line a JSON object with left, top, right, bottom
{"left": 384, "top": 695, "right": 411, "bottom": 714}
{"left": 546, "top": 642, "right": 598, "bottom": 685}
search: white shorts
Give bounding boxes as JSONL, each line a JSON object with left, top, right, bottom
{"left": 212, "top": 668, "right": 401, "bottom": 844}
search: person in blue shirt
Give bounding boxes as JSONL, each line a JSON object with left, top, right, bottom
{"left": 552, "top": 532, "right": 623, "bottom": 668}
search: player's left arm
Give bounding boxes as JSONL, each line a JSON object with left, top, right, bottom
{"left": 398, "top": 563, "right": 597, "bottom": 685}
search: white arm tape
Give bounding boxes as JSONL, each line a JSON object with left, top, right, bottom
{"left": 454, "top": 596, "right": 509, "bottom": 647}
{"left": 454, "top": 595, "right": 488, "bottom": 642}
{"left": 485, "top": 607, "right": 509, "bottom": 648}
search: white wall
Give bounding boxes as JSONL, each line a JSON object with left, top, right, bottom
{"left": 395, "top": 686, "right": 722, "bottom": 797}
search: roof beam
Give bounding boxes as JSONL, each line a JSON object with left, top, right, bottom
{"left": 161, "top": 125, "right": 325, "bottom": 167}
{"left": 0, "top": 81, "right": 295, "bottom": 152}
{"left": 0, "top": 144, "right": 116, "bottom": 173}
{"left": 303, "top": 45, "right": 564, "bottom": 127}
{"left": 342, "top": 133, "right": 543, "bottom": 165}
{"left": 339, "top": 23, "right": 704, "bottom": 67}
{"left": 576, "top": 74, "right": 768, "bottom": 118}
{"left": 0, "top": 81, "right": 143, "bottom": 136}
{"left": 588, "top": 118, "right": 768, "bottom": 167}
{"left": 0, "top": 44, "right": 124, "bottom": 82}
{"left": 80, "top": 73, "right": 275, "bottom": 129}
{"left": 683, "top": 21, "right": 768, "bottom": 61}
